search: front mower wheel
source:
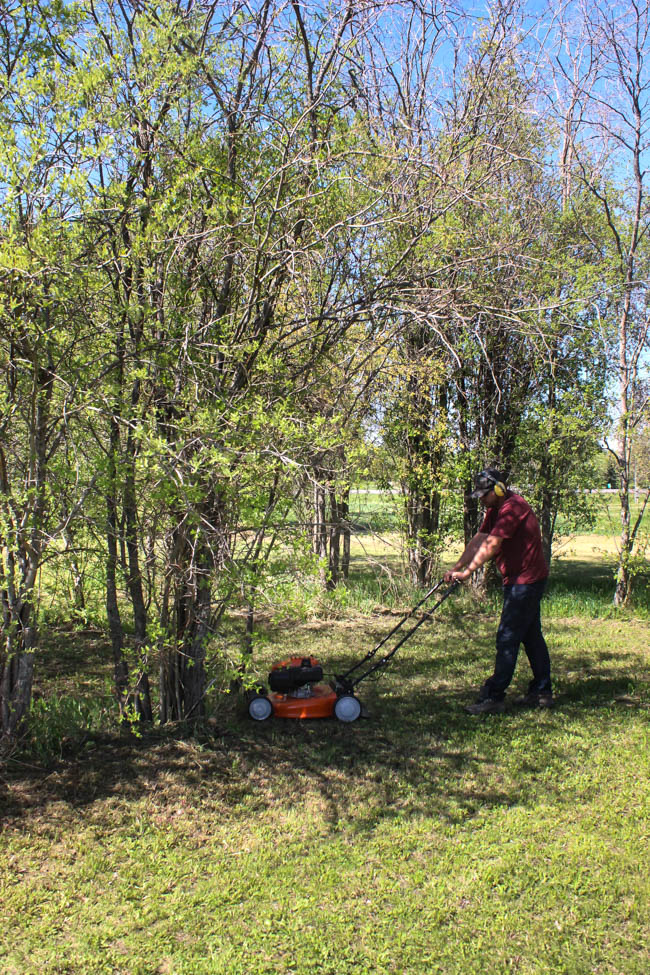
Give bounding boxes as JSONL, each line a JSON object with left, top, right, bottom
{"left": 334, "top": 694, "right": 362, "bottom": 723}
{"left": 248, "top": 694, "right": 273, "bottom": 721}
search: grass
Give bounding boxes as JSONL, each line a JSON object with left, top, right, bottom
{"left": 2, "top": 551, "right": 650, "bottom": 974}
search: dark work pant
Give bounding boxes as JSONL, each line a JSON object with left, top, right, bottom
{"left": 480, "top": 579, "right": 551, "bottom": 701}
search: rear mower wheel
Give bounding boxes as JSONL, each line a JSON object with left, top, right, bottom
{"left": 248, "top": 694, "right": 273, "bottom": 721}
{"left": 334, "top": 694, "right": 362, "bottom": 723}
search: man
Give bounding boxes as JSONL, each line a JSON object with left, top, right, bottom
{"left": 444, "top": 468, "right": 553, "bottom": 714}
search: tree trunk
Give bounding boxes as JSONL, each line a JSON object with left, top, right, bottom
{"left": 106, "top": 487, "right": 130, "bottom": 713}
{"left": 62, "top": 520, "right": 86, "bottom": 617}
{"left": 539, "top": 493, "right": 554, "bottom": 570}
{"left": 123, "top": 425, "right": 153, "bottom": 722}
{"left": 402, "top": 344, "right": 443, "bottom": 588}
{"left": 106, "top": 411, "right": 130, "bottom": 715}
{"left": 0, "top": 628, "right": 35, "bottom": 740}
{"left": 328, "top": 488, "right": 341, "bottom": 589}
{"left": 159, "top": 535, "right": 212, "bottom": 724}
{"left": 614, "top": 458, "right": 632, "bottom": 607}
{"left": 182, "top": 555, "right": 211, "bottom": 722}
{"left": 462, "top": 477, "right": 481, "bottom": 546}
{"left": 340, "top": 488, "right": 351, "bottom": 579}
{"left": 312, "top": 477, "right": 328, "bottom": 588}
{"left": 539, "top": 448, "right": 555, "bottom": 568}
{"left": 0, "top": 350, "right": 53, "bottom": 738}
{"left": 405, "top": 486, "right": 439, "bottom": 587}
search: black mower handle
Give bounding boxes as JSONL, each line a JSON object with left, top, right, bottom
{"left": 338, "top": 578, "right": 460, "bottom": 689}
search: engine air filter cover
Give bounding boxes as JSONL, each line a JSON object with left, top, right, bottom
{"left": 268, "top": 656, "right": 324, "bottom": 692}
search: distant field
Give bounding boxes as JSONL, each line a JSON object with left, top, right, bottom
{"left": 346, "top": 486, "right": 648, "bottom": 536}
{"left": 345, "top": 488, "right": 648, "bottom": 559}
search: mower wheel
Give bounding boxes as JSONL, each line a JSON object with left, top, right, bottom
{"left": 334, "top": 694, "right": 362, "bottom": 723}
{"left": 248, "top": 694, "right": 273, "bottom": 721}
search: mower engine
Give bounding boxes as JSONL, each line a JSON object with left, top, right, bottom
{"left": 268, "top": 657, "right": 324, "bottom": 696}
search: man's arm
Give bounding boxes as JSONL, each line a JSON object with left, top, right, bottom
{"left": 444, "top": 533, "right": 502, "bottom": 582}
{"left": 451, "top": 532, "right": 488, "bottom": 571}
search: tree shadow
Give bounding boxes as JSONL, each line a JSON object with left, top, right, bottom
{"left": 547, "top": 557, "right": 650, "bottom": 610}
{"left": 32, "top": 626, "right": 110, "bottom": 685}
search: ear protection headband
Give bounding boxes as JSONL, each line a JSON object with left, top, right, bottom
{"left": 478, "top": 470, "right": 507, "bottom": 498}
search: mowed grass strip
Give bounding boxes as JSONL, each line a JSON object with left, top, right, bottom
{"left": 1, "top": 591, "right": 649, "bottom": 975}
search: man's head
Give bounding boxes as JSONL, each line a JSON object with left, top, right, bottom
{"left": 471, "top": 468, "right": 508, "bottom": 506}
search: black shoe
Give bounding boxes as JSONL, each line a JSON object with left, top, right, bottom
{"left": 464, "top": 697, "right": 506, "bottom": 715}
{"left": 514, "top": 692, "right": 554, "bottom": 709}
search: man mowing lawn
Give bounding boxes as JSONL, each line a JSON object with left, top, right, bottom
{"left": 444, "top": 468, "right": 554, "bottom": 715}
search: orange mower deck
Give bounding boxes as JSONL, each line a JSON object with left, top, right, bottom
{"left": 269, "top": 684, "right": 338, "bottom": 719}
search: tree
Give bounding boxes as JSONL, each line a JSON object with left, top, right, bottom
{"left": 0, "top": 0, "right": 98, "bottom": 739}
{"left": 69, "top": 0, "right": 402, "bottom": 720}
{"left": 373, "top": 5, "right": 591, "bottom": 576}
{"left": 552, "top": 0, "right": 650, "bottom": 603}
{"left": 358, "top": 1, "right": 547, "bottom": 582}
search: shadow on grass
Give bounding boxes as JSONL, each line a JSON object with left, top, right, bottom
{"left": 33, "top": 626, "right": 110, "bottom": 686}
{"left": 547, "top": 557, "right": 650, "bottom": 613}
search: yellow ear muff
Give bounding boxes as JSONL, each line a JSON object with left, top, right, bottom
{"left": 494, "top": 481, "right": 506, "bottom": 498}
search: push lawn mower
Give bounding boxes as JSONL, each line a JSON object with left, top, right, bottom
{"left": 246, "top": 578, "right": 459, "bottom": 723}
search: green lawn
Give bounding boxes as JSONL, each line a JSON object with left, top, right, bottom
{"left": 2, "top": 561, "right": 649, "bottom": 975}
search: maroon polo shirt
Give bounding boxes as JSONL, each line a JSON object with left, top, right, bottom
{"left": 480, "top": 492, "right": 548, "bottom": 585}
